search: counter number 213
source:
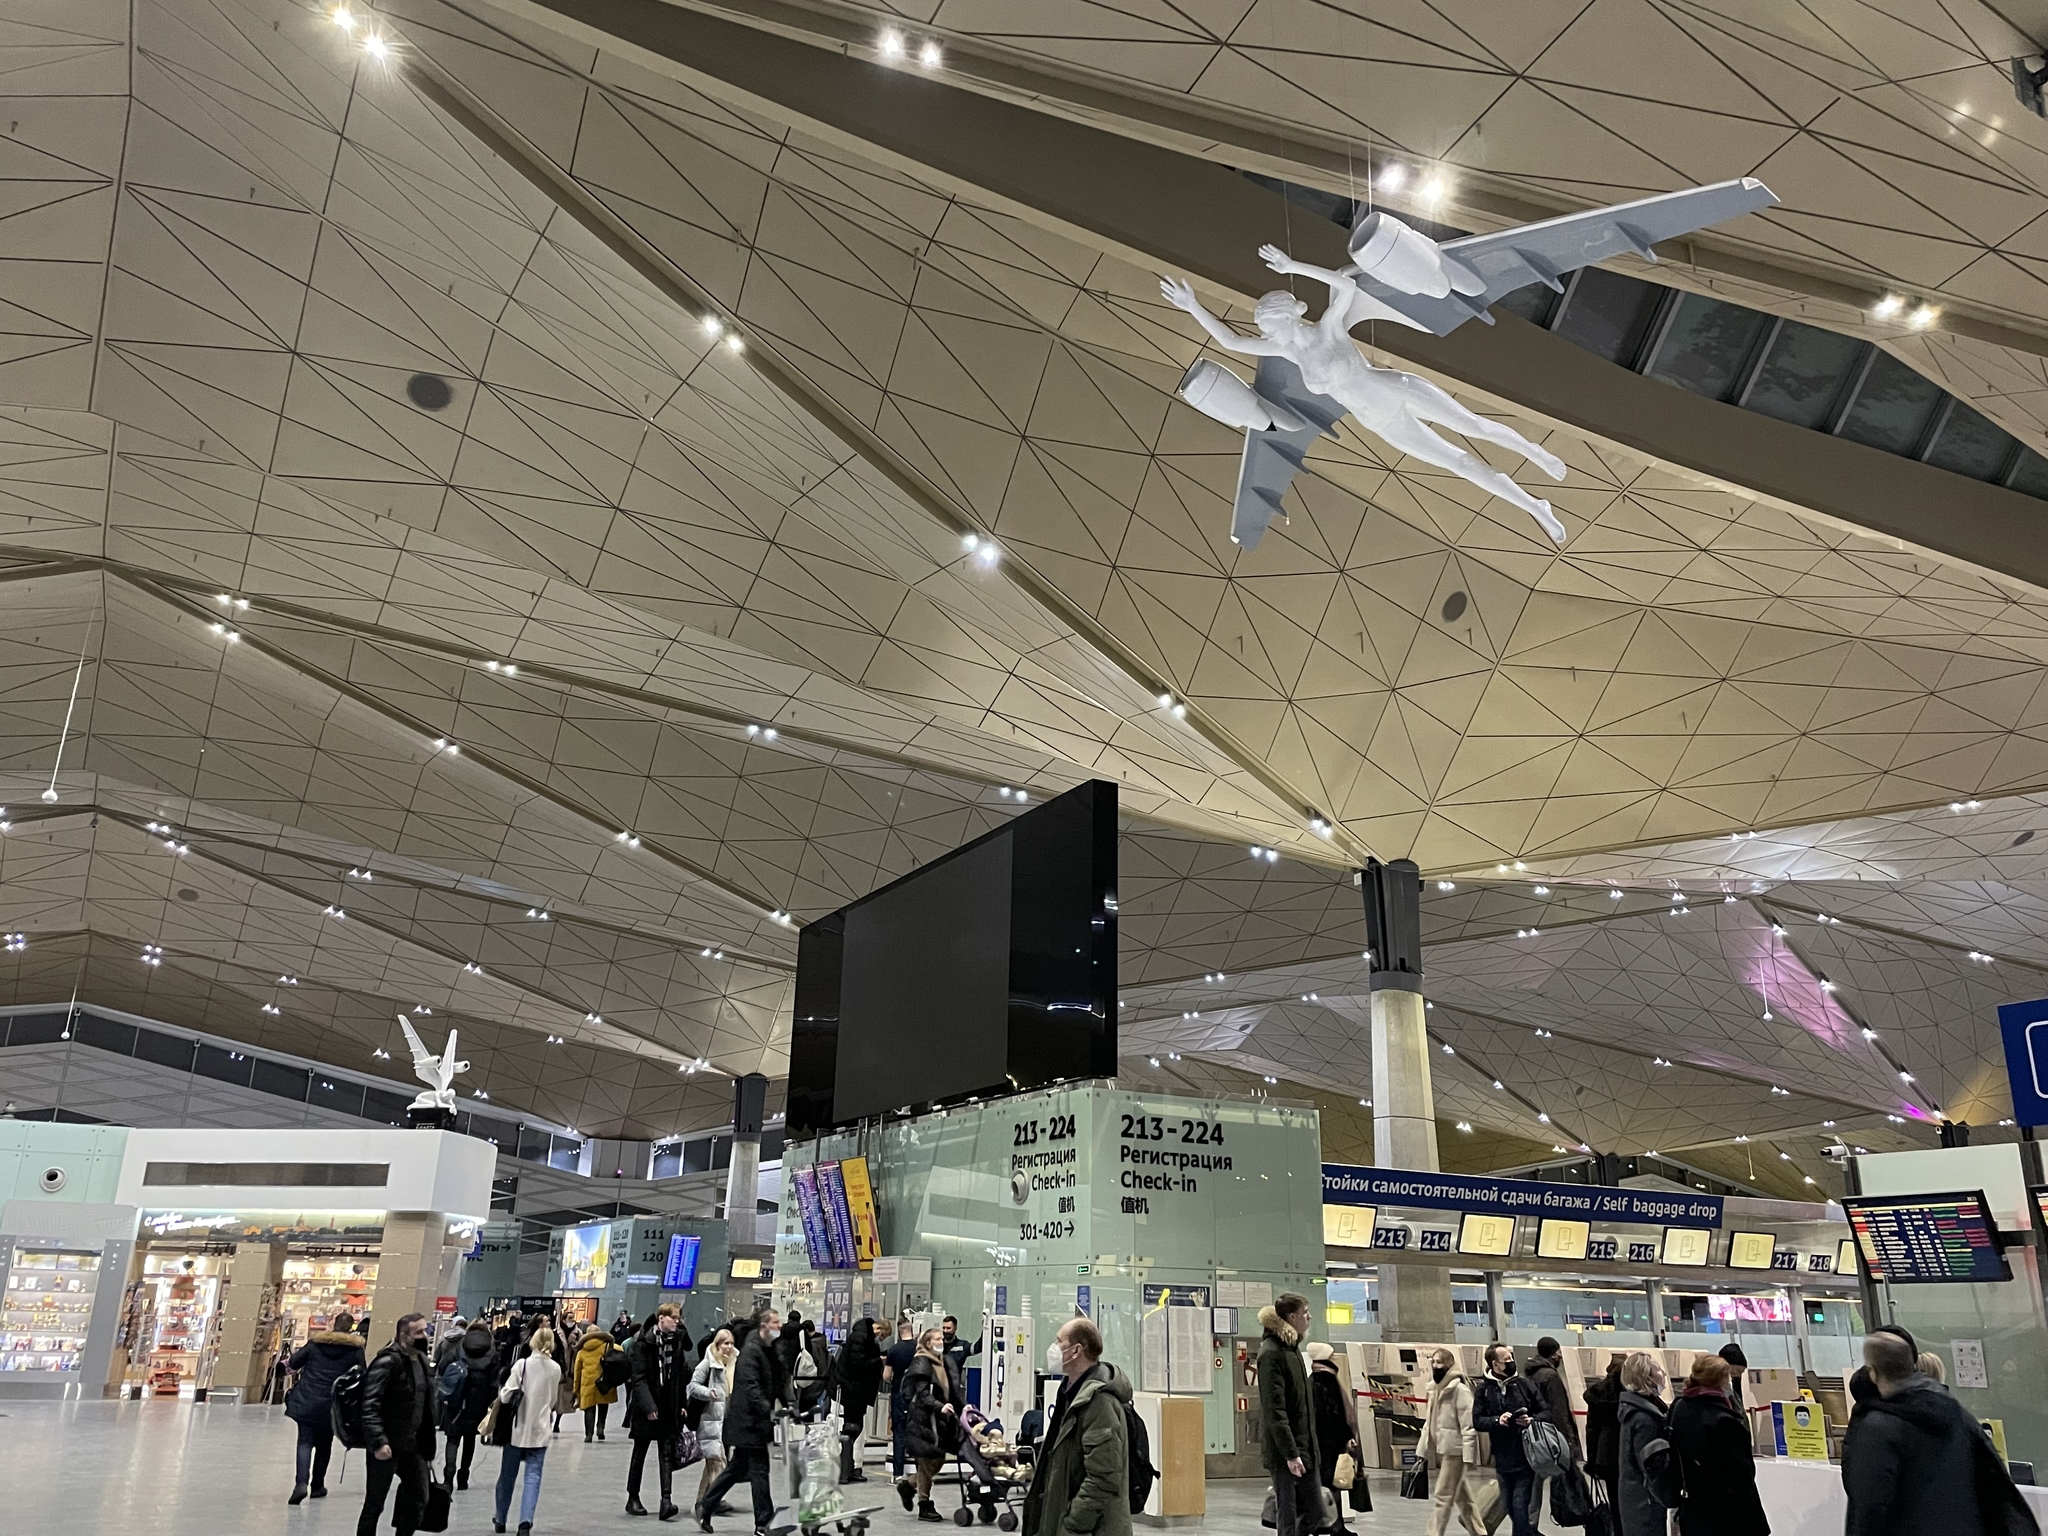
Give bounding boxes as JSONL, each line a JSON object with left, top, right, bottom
{"left": 1012, "top": 1113, "right": 1078, "bottom": 1147}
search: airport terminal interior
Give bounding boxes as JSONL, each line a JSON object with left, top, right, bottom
{"left": 10, "top": 0, "right": 2048, "bottom": 1531}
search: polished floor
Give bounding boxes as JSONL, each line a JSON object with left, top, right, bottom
{"left": 0, "top": 1399, "right": 1429, "bottom": 1534}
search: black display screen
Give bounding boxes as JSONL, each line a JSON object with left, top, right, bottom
{"left": 787, "top": 779, "right": 1117, "bottom": 1136}
{"left": 1842, "top": 1190, "right": 2011, "bottom": 1284}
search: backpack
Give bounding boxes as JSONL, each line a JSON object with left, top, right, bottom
{"left": 1523, "top": 1418, "right": 1572, "bottom": 1480}
{"left": 1639, "top": 1434, "right": 1684, "bottom": 1509}
{"left": 598, "top": 1342, "right": 634, "bottom": 1394}
{"left": 331, "top": 1360, "right": 370, "bottom": 1449}
{"left": 438, "top": 1358, "right": 466, "bottom": 1417}
{"left": 1123, "top": 1397, "right": 1157, "bottom": 1514}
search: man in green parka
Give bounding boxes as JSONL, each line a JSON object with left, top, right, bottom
{"left": 1258, "top": 1293, "right": 1320, "bottom": 1536}
{"left": 1022, "top": 1317, "right": 1132, "bottom": 1536}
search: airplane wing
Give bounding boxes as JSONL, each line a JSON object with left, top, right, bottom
{"left": 1232, "top": 357, "right": 1346, "bottom": 553}
{"left": 397, "top": 1014, "right": 435, "bottom": 1074}
{"left": 1342, "top": 178, "right": 1778, "bottom": 337}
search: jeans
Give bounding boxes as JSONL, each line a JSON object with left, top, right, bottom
{"left": 1500, "top": 1465, "right": 1539, "bottom": 1536}
{"left": 629, "top": 1435, "right": 675, "bottom": 1504}
{"left": 699, "top": 1444, "right": 773, "bottom": 1529}
{"left": 357, "top": 1448, "right": 426, "bottom": 1536}
{"left": 1271, "top": 1461, "right": 1320, "bottom": 1536}
{"left": 442, "top": 1430, "right": 476, "bottom": 1484}
{"left": 494, "top": 1445, "right": 547, "bottom": 1528}
{"left": 295, "top": 1419, "right": 334, "bottom": 1491}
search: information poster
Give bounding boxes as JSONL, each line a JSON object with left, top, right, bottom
{"left": 840, "top": 1156, "right": 882, "bottom": 1269}
{"left": 1843, "top": 1192, "right": 2011, "bottom": 1283}
{"left": 1773, "top": 1401, "right": 1828, "bottom": 1459}
{"left": 1138, "top": 1285, "right": 1214, "bottom": 1394}
{"left": 792, "top": 1165, "right": 832, "bottom": 1269}
{"left": 1952, "top": 1338, "right": 1990, "bottom": 1390}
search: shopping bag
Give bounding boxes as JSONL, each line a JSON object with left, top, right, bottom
{"left": 1582, "top": 1476, "right": 1621, "bottom": 1536}
{"left": 1317, "top": 1484, "right": 1340, "bottom": 1531}
{"left": 1400, "top": 1458, "right": 1430, "bottom": 1500}
{"left": 672, "top": 1426, "right": 702, "bottom": 1468}
{"left": 1333, "top": 1452, "right": 1356, "bottom": 1490}
{"left": 1261, "top": 1487, "right": 1278, "bottom": 1528}
{"left": 1548, "top": 1467, "right": 1592, "bottom": 1528}
{"left": 1348, "top": 1478, "right": 1373, "bottom": 1513}
{"left": 417, "top": 1472, "right": 452, "bottom": 1534}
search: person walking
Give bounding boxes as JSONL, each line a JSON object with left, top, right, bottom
{"left": 1422, "top": 1347, "right": 1484, "bottom": 1536}
{"left": 1615, "top": 1352, "right": 1671, "bottom": 1536}
{"left": 1581, "top": 1353, "right": 1625, "bottom": 1498}
{"left": 882, "top": 1321, "right": 919, "bottom": 1481}
{"left": 1667, "top": 1355, "right": 1767, "bottom": 1536}
{"left": 575, "top": 1324, "right": 621, "bottom": 1441}
{"left": 1257, "top": 1294, "right": 1321, "bottom": 1536}
{"left": 690, "top": 1329, "right": 738, "bottom": 1516}
{"left": 442, "top": 1320, "right": 502, "bottom": 1490}
{"left": 626, "top": 1304, "right": 692, "bottom": 1520}
{"left": 492, "top": 1321, "right": 563, "bottom": 1535}
{"left": 1473, "top": 1342, "right": 1549, "bottom": 1536}
{"left": 435, "top": 1317, "right": 470, "bottom": 1373}
{"left": 551, "top": 1319, "right": 579, "bottom": 1434}
{"left": 1525, "top": 1337, "right": 1580, "bottom": 1526}
{"left": 357, "top": 1312, "right": 438, "bottom": 1536}
{"left": 613, "top": 1309, "right": 639, "bottom": 1345}
{"left": 833, "top": 1317, "right": 884, "bottom": 1483}
{"left": 285, "top": 1314, "right": 364, "bottom": 1503}
{"left": 696, "top": 1307, "right": 781, "bottom": 1535}
{"left": 1020, "top": 1317, "right": 1130, "bottom": 1536}
{"left": 1843, "top": 1330, "right": 2033, "bottom": 1536}
{"left": 1308, "top": 1342, "right": 1364, "bottom": 1535}
{"left": 896, "top": 1327, "right": 965, "bottom": 1522}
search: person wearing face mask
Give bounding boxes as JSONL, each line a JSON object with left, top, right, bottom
{"left": 1422, "top": 1348, "right": 1484, "bottom": 1536}
{"left": 1473, "top": 1343, "right": 1550, "bottom": 1536}
{"left": 357, "top": 1313, "right": 439, "bottom": 1536}
{"left": 696, "top": 1307, "right": 781, "bottom": 1536}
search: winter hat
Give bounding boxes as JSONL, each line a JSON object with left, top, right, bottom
{"left": 1306, "top": 1342, "right": 1336, "bottom": 1364}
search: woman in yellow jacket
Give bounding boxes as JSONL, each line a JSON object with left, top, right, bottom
{"left": 576, "top": 1326, "right": 622, "bottom": 1441}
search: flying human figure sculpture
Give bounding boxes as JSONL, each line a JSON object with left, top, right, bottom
{"left": 1159, "top": 178, "right": 1779, "bottom": 552}
{"left": 1163, "top": 250, "right": 1570, "bottom": 542}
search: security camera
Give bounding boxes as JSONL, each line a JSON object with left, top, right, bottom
{"left": 1821, "top": 1143, "right": 1850, "bottom": 1163}
{"left": 38, "top": 1166, "right": 66, "bottom": 1193}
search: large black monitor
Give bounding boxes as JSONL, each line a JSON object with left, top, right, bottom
{"left": 786, "top": 779, "right": 1117, "bottom": 1137}
{"left": 1841, "top": 1190, "right": 2012, "bottom": 1284}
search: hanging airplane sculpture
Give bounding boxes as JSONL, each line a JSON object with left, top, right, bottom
{"left": 1160, "top": 177, "right": 1778, "bottom": 550}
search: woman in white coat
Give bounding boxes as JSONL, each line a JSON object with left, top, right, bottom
{"left": 690, "top": 1329, "right": 738, "bottom": 1513}
{"left": 1422, "top": 1347, "right": 1485, "bottom": 1536}
{"left": 494, "top": 1322, "right": 565, "bottom": 1535}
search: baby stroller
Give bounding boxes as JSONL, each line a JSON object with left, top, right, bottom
{"left": 949, "top": 1410, "right": 1030, "bottom": 1529}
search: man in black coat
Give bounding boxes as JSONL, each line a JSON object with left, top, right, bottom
{"left": 1256, "top": 1294, "right": 1319, "bottom": 1536}
{"left": 696, "top": 1307, "right": 781, "bottom": 1535}
{"left": 626, "top": 1304, "right": 691, "bottom": 1519}
{"left": 357, "top": 1312, "right": 437, "bottom": 1536}
{"left": 882, "top": 1322, "right": 918, "bottom": 1479}
{"left": 1473, "top": 1342, "right": 1550, "bottom": 1536}
{"left": 1524, "top": 1337, "right": 1580, "bottom": 1527}
{"left": 1843, "top": 1330, "right": 2033, "bottom": 1536}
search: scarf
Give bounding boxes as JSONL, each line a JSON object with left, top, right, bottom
{"left": 918, "top": 1346, "right": 950, "bottom": 1398}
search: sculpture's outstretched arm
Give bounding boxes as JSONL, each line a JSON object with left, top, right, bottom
{"left": 1159, "top": 276, "right": 1287, "bottom": 357}
{"left": 1258, "top": 246, "right": 1365, "bottom": 339}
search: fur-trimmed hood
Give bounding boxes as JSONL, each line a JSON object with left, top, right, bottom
{"left": 1257, "top": 1304, "right": 1299, "bottom": 1347}
{"left": 308, "top": 1329, "right": 364, "bottom": 1348}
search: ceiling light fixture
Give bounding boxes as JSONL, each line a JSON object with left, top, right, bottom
{"left": 332, "top": 6, "right": 355, "bottom": 29}
{"left": 1533, "top": 885, "right": 1549, "bottom": 895}
{"left": 1437, "top": 880, "right": 1455, "bottom": 892}
{"left": 702, "top": 315, "right": 723, "bottom": 337}
{"left": 279, "top": 975, "right": 297, "bottom": 986}
{"left": 1455, "top": 1120, "right": 1472, "bottom": 1132}
{"left": 920, "top": 40, "right": 942, "bottom": 67}
{"left": 1872, "top": 293, "right": 1903, "bottom": 319}
{"left": 463, "top": 962, "right": 483, "bottom": 975}
{"left": 1378, "top": 164, "right": 1407, "bottom": 193}
{"left": 361, "top": 32, "right": 387, "bottom": 58}
{"left": 1908, "top": 303, "right": 1940, "bottom": 329}
{"left": 725, "top": 333, "right": 744, "bottom": 354}
{"left": 261, "top": 1002, "right": 280, "bottom": 1016}
{"left": 880, "top": 28, "right": 905, "bottom": 58}
{"left": 1609, "top": 888, "right": 1623, "bottom": 899}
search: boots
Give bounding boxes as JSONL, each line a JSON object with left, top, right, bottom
{"left": 456, "top": 1469, "right": 468, "bottom": 1492}
{"left": 289, "top": 1485, "right": 308, "bottom": 1506}
{"left": 839, "top": 1435, "right": 857, "bottom": 1484}
{"left": 917, "top": 1498, "right": 944, "bottom": 1523}
{"left": 660, "top": 1500, "right": 680, "bottom": 1522}
{"left": 897, "top": 1478, "right": 915, "bottom": 1512}
{"left": 627, "top": 1494, "right": 649, "bottom": 1517}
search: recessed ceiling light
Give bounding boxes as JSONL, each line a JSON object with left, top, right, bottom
{"left": 920, "top": 40, "right": 942, "bottom": 67}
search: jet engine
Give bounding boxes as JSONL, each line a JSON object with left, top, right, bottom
{"left": 1176, "top": 359, "right": 1308, "bottom": 433}
{"left": 1348, "top": 211, "right": 1485, "bottom": 298}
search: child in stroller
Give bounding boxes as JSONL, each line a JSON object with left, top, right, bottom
{"left": 948, "top": 1408, "right": 1030, "bottom": 1529}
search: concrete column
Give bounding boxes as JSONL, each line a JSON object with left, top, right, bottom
{"left": 1363, "top": 858, "right": 1456, "bottom": 1343}
{"left": 376, "top": 1212, "right": 456, "bottom": 1345}
{"left": 211, "top": 1241, "right": 285, "bottom": 1402}
{"left": 725, "top": 1073, "right": 769, "bottom": 1251}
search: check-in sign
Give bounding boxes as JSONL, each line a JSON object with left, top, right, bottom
{"left": 1997, "top": 998, "right": 2048, "bottom": 1126}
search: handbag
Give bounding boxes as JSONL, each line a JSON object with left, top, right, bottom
{"left": 1348, "top": 1478, "right": 1373, "bottom": 1514}
{"left": 418, "top": 1472, "right": 452, "bottom": 1534}
{"left": 1400, "top": 1458, "right": 1430, "bottom": 1499}
{"left": 672, "top": 1426, "right": 703, "bottom": 1468}
{"left": 1582, "top": 1475, "right": 1620, "bottom": 1536}
{"left": 1256, "top": 1482, "right": 1338, "bottom": 1530}
{"left": 490, "top": 1361, "right": 524, "bottom": 1449}
{"left": 1333, "top": 1452, "right": 1356, "bottom": 1490}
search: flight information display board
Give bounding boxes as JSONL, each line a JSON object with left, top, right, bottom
{"left": 1842, "top": 1191, "right": 2011, "bottom": 1284}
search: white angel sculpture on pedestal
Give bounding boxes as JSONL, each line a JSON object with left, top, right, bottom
{"left": 398, "top": 1015, "right": 469, "bottom": 1113}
